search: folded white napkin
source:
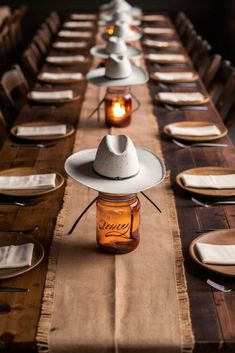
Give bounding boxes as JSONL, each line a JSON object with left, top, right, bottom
{"left": 181, "top": 173, "right": 235, "bottom": 189}
{"left": 195, "top": 242, "right": 235, "bottom": 265}
{"left": 152, "top": 71, "right": 195, "bottom": 81}
{"left": 64, "top": 21, "right": 94, "bottom": 28}
{"left": 157, "top": 92, "right": 205, "bottom": 103}
{"left": 143, "top": 39, "right": 180, "bottom": 48}
{"left": 146, "top": 53, "right": 187, "bottom": 63}
{"left": 16, "top": 125, "right": 67, "bottom": 137}
{"left": 53, "top": 41, "right": 88, "bottom": 49}
{"left": 0, "top": 243, "right": 34, "bottom": 269}
{"left": 142, "top": 15, "right": 168, "bottom": 21}
{"left": 30, "top": 90, "right": 74, "bottom": 101}
{"left": 70, "top": 14, "right": 96, "bottom": 20}
{"left": 143, "top": 27, "right": 175, "bottom": 34}
{"left": 166, "top": 125, "right": 221, "bottom": 136}
{"left": 0, "top": 173, "right": 56, "bottom": 190}
{"left": 46, "top": 55, "right": 86, "bottom": 64}
{"left": 39, "top": 72, "right": 83, "bottom": 81}
{"left": 58, "top": 30, "right": 92, "bottom": 38}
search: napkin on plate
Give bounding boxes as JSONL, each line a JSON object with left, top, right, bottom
{"left": 181, "top": 173, "right": 235, "bottom": 189}
{"left": 30, "top": 90, "right": 74, "bottom": 101}
{"left": 152, "top": 71, "right": 195, "bottom": 81}
{"left": 195, "top": 242, "right": 235, "bottom": 265}
{"left": 143, "top": 27, "right": 175, "bottom": 34}
{"left": 58, "top": 30, "right": 92, "bottom": 38}
{"left": 143, "top": 39, "right": 180, "bottom": 48}
{"left": 70, "top": 14, "right": 97, "bottom": 20}
{"left": 142, "top": 15, "right": 168, "bottom": 21}
{"left": 0, "top": 243, "right": 34, "bottom": 269}
{"left": 146, "top": 53, "right": 187, "bottom": 63}
{"left": 157, "top": 92, "right": 205, "bottom": 103}
{"left": 0, "top": 173, "right": 56, "bottom": 190}
{"left": 166, "top": 125, "right": 221, "bottom": 136}
{"left": 63, "top": 21, "right": 94, "bottom": 28}
{"left": 46, "top": 55, "right": 86, "bottom": 64}
{"left": 16, "top": 124, "right": 67, "bottom": 136}
{"left": 53, "top": 41, "right": 88, "bottom": 49}
{"left": 39, "top": 72, "right": 83, "bottom": 81}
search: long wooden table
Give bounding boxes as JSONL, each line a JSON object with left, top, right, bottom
{"left": 1, "top": 12, "right": 235, "bottom": 353}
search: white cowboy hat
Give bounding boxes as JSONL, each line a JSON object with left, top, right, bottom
{"left": 100, "top": 10, "right": 141, "bottom": 26}
{"left": 102, "top": 21, "right": 142, "bottom": 42}
{"left": 86, "top": 53, "right": 148, "bottom": 86}
{"left": 90, "top": 36, "right": 142, "bottom": 59}
{"left": 100, "top": 0, "right": 142, "bottom": 18}
{"left": 65, "top": 134, "right": 165, "bottom": 194}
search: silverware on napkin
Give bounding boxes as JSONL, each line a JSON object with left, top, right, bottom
{"left": 191, "top": 197, "right": 235, "bottom": 207}
{"left": 165, "top": 103, "right": 208, "bottom": 111}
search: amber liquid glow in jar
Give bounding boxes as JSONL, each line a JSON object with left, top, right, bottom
{"left": 96, "top": 193, "right": 140, "bottom": 254}
{"left": 105, "top": 86, "right": 132, "bottom": 128}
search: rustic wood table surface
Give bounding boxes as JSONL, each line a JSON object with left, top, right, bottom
{"left": 0, "top": 12, "right": 235, "bottom": 353}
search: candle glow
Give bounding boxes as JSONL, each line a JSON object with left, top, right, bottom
{"left": 112, "top": 100, "right": 126, "bottom": 118}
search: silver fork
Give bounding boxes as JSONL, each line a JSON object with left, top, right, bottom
{"left": 12, "top": 142, "right": 57, "bottom": 148}
{"left": 191, "top": 197, "right": 235, "bottom": 207}
{"left": 0, "top": 200, "right": 40, "bottom": 207}
{"left": 0, "top": 226, "right": 39, "bottom": 234}
{"left": 165, "top": 103, "right": 208, "bottom": 111}
{"left": 206, "top": 279, "right": 234, "bottom": 292}
{"left": 172, "top": 139, "right": 228, "bottom": 148}
{"left": 158, "top": 82, "right": 198, "bottom": 89}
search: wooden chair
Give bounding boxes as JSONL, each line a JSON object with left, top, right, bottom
{"left": 191, "top": 39, "right": 212, "bottom": 78}
{"left": 37, "top": 23, "right": 53, "bottom": 47}
{"left": 32, "top": 33, "right": 48, "bottom": 56}
{"left": 174, "top": 12, "right": 187, "bottom": 34}
{"left": 215, "top": 71, "right": 235, "bottom": 121}
{"left": 0, "top": 109, "right": 7, "bottom": 146}
{"left": 21, "top": 47, "right": 41, "bottom": 87}
{"left": 208, "top": 60, "right": 234, "bottom": 105}
{"left": 202, "top": 54, "right": 222, "bottom": 88}
{"left": 0, "top": 64, "right": 29, "bottom": 127}
{"left": 184, "top": 28, "right": 197, "bottom": 53}
{"left": 45, "top": 11, "right": 61, "bottom": 35}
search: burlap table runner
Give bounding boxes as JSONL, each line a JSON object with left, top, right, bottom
{"left": 37, "top": 25, "right": 194, "bottom": 353}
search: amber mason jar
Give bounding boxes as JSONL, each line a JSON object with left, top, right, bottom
{"left": 105, "top": 86, "right": 132, "bottom": 128}
{"left": 96, "top": 193, "right": 140, "bottom": 254}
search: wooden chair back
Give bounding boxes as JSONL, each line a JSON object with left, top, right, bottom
{"left": 216, "top": 71, "right": 235, "bottom": 121}
{"left": 21, "top": 47, "right": 41, "bottom": 86}
{"left": 0, "top": 64, "right": 29, "bottom": 126}
{"left": 208, "top": 60, "right": 234, "bottom": 104}
{"left": 203, "top": 54, "right": 222, "bottom": 88}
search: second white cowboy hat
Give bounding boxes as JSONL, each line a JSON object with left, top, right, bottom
{"left": 65, "top": 134, "right": 165, "bottom": 194}
{"left": 90, "top": 36, "right": 142, "bottom": 59}
{"left": 86, "top": 53, "right": 148, "bottom": 86}
{"left": 103, "top": 21, "right": 142, "bottom": 42}
{"left": 100, "top": 10, "right": 141, "bottom": 26}
{"left": 100, "top": 0, "right": 142, "bottom": 17}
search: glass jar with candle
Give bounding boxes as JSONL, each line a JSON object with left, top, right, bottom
{"left": 105, "top": 86, "right": 132, "bottom": 127}
{"left": 96, "top": 193, "right": 140, "bottom": 254}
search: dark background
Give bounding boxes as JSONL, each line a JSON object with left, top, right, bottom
{"left": 2, "top": 0, "right": 235, "bottom": 65}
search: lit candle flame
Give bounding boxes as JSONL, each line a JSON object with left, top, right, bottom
{"left": 112, "top": 101, "right": 126, "bottom": 118}
{"left": 106, "top": 26, "right": 114, "bottom": 35}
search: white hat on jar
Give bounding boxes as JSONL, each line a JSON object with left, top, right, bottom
{"left": 65, "top": 134, "right": 165, "bottom": 194}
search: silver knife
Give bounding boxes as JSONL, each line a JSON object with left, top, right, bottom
{"left": 0, "top": 287, "right": 29, "bottom": 292}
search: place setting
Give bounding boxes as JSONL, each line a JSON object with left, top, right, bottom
{"left": 145, "top": 52, "right": 189, "bottom": 64}
{"left": 189, "top": 228, "right": 235, "bottom": 277}
{"left": 37, "top": 71, "right": 84, "bottom": 84}
{"left": 63, "top": 21, "right": 95, "bottom": 29}
{"left": 142, "top": 27, "right": 176, "bottom": 36}
{"left": 46, "top": 54, "right": 89, "bottom": 65}
{"left": 0, "top": 231, "right": 45, "bottom": 280}
{"left": 176, "top": 166, "right": 235, "bottom": 198}
{"left": 155, "top": 91, "right": 210, "bottom": 111}
{"left": 52, "top": 41, "right": 89, "bottom": 51}
{"left": 57, "top": 30, "right": 93, "bottom": 39}
{"left": 27, "top": 89, "right": 80, "bottom": 104}
{"left": 69, "top": 13, "right": 97, "bottom": 21}
{"left": 10, "top": 121, "right": 75, "bottom": 142}
{"left": 141, "top": 14, "right": 170, "bottom": 23}
{"left": 0, "top": 167, "right": 64, "bottom": 198}
{"left": 142, "top": 38, "right": 182, "bottom": 49}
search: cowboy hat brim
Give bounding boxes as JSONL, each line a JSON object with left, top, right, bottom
{"left": 102, "top": 31, "right": 142, "bottom": 42}
{"left": 86, "top": 65, "right": 149, "bottom": 86}
{"left": 65, "top": 148, "right": 165, "bottom": 194}
{"left": 90, "top": 45, "right": 142, "bottom": 58}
